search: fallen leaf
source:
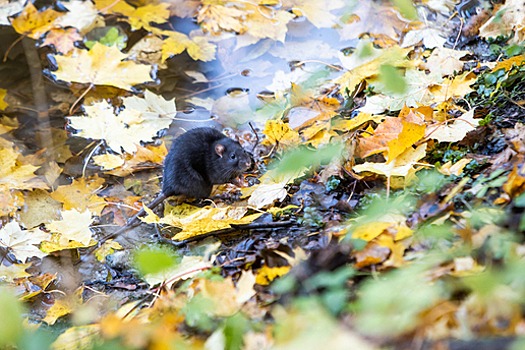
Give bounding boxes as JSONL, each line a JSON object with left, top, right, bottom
{"left": 52, "top": 43, "right": 154, "bottom": 91}
{"left": 0, "top": 222, "right": 50, "bottom": 262}
{"left": 10, "top": 2, "right": 62, "bottom": 39}
{"left": 45, "top": 209, "right": 94, "bottom": 246}
{"left": 0, "top": 263, "right": 31, "bottom": 282}
{"left": 427, "top": 109, "right": 479, "bottom": 143}
{"left": 256, "top": 265, "right": 291, "bottom": 285}
{"left": 50, "top": 176, "right": 106, "bottom": 215}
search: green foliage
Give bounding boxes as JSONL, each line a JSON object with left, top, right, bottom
{"left": 354, "top": 261, "right": 445, "bottom": 336}
{"left": 0, "top": 288, "right": 24, "bottom": 347}
{"left": 133, "top": 246, "right": 180, "bottom": 276}
{"left": 391, "top": 0, "right": 418, "bottom": 20}
{"left": 223, "top": 314, "right": 251, "bottom": 350}
{"left": 85, "top": 27, "right": 127, "bottom": 50}
{"left": 182, "top": 294, "right": 216, "bottom": 331}
{"left": 379, "top": 64, "right": 407, "bottom": 94}
{"left": 273, "top": 142, "right": 344, "bottom": 176}
{"left": 297, "top": 206, "right": 324, "bottom": 228}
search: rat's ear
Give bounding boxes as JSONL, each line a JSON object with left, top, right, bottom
{"left": 215, "top": 143, "right": 225, "bottom": 157}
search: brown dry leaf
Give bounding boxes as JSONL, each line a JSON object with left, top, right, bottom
{"left": 42, "top": 28, "right": 83, "bottom": 54}
{"left": 354, "top": 242, "right": 390, "bottom": 268}
{"left": 9, "top": 2, "right": 62, "bottom": 39}
{"left": 0, "top": 222, "right": 50, "bottom": 262}
{"left": 503, "top": 164, "right": 525, "bottom": 197}
{"left": 127, "top": 34, "right": 165, "bottom": 68}
{"left": 52, "top": 43, "right": 154, "bottom": 91}
{"left": 49, "top": 175, "right": 106, "bottom": 215}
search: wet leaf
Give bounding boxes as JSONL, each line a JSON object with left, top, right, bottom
{"left": 52, "top": 43, "right": 154, "bottom": 90}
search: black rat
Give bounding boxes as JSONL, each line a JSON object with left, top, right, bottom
{"left": 101, "top": 127, "right": 252, "bottom": 243}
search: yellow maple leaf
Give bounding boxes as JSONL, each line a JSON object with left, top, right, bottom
{"left": 116, "top": 3, "right": 171, "bottom": 31}
{"left": 332, "top": 113, "right": 385, "bottom": 132}
{"left": 161, "top": 31, "right": 217, "bottom": 62}
{"left": 256, "top": 265, "right": 291, "bottom": 285}
{"left": 336, "top": 46, "right": 413, "bottom": 94}
{"left": 0, "top": 88, "right": 8, "bottom": 110}
{"left": 43, "top": 289, "right": 83, "bottom": 325}
{"left": 158, "top": 204, "right": 263, "bottom": 241}
{"left": 353, "top": 143, "right": 427, "bottom": 178}
{"left": 0, "top": 145, "right": 47, "bottom": 190}
{"left": 430, "top": 71, "right": 476, "bottom": 102}
{"left": 68, "top": 96, "right": 172, "bottom": 154}
{"left": 262, "top": 120, "right": 301, "bottom": 148}
{"left": 197, "top": 1, "right": 245, "bottom": 33}
{"left": 45, "top": 209, "right": 94, "bottom": 246}
{"left": 49, "top": 176, "right": 106, "bottom": 215}
{"left": 52, "top": 43, "right": 154, "bottom": 91}
{"left": 492, "top": 54, "right": 525, "bottom": 73}
{"left": 9, "top": 2, "right": 62, "bottom": 39}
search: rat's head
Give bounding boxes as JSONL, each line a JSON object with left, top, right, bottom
{"left": 209, "top": 138, "right": 251, "bottom": 184}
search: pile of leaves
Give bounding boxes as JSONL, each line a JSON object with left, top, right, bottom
{"left": 1, "top": 0, "right": 525, "bottom": 349}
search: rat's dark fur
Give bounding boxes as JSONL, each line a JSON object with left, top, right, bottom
{"left": 100, "top": 127, "right": 251, "bottom": 243}
{"left": 162, "top": 127, "right": 251, "bottom": 199}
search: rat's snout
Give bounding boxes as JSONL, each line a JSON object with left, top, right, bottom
{"left": 242, "top": 153, "right": 252, "bottom": 171}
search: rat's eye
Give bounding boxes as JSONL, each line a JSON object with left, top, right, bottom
{"left": 230, "top": 153, "right": 236, "bottom": 160}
